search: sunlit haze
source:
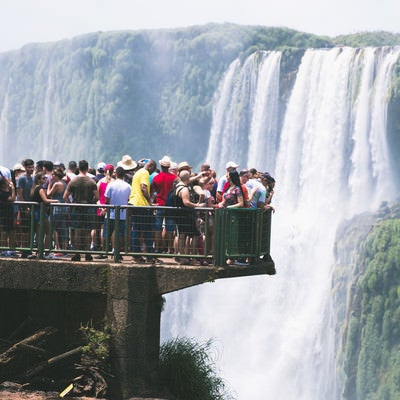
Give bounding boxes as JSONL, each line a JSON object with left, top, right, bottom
{"left": 1, "top": 0, "right": 399, "bottom": 52}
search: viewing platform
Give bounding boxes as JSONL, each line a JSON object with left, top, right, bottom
{"left": 0, "top": 203, "right": 274, "bottom": 399}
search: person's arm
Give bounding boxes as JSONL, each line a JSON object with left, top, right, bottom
{"left": 93, "top": 186, "right": 100, "bottom": 203}
{"left": 8, "top": 181, "right": 16, "bottom": 202}
{"left": 16, "top": 184, "right": 23, "bottom": 201}
{"left": 193, "top": 185, "right": 206, "bottom": 205}
{"left": 47, "top": 181, "right": 61, "bottom": 197}
{"left": 141, "top": 183, "right": 151, "bottom": 204}
{"left": 63, "top": 184, "right": 72, "bottom": 202}
{"left": 39, "top": 187, "right": 58, "bottom": 204}
{"left": 181, "top": 187, "right": 198, "bottom": 208}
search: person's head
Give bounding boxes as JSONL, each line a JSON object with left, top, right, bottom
{"left": 52, "top": 167, "right": 65, "bottom": 181}
{"left": 226, "top": 161, "right": 239, "bottom": 173}
{"left": 35, "top": 160, "right": 45, "bottom": 174}
{"left": 159, "top": 156, "right": 172, "bottom": 172}
{"left": 115, "top": 166, "right": 125, "bottom": 179}
{"left": 179, "top": 169, "right": 191, "bottom": 184}
{"left": 104, "top": 164, "right": 115, "bottom": 180}
{"left": 200, "top": 163, "right": 211, "bottom": 172}
{"left": 22, "top": 159, "right": 35, "bottom": 176}
{"left": 68, "top": 161, "right": 77, "bottom": 173}
{"left": 248, "top": 168, "right": 258, "bottom": 179}
{"left": 145, "top": 159, "right": 157, "bottom": 174}
{"left": 228, "top": 170, "right": 241, "bottom": 187}
{"left": 43, "top": 160, "right": 54, "bottom": 173}
{"left": 97, "top": 162, "right": 106, "bottom": 174}
{"left": 30, "top": 172, "right": 46, "bottom": 196}
{"left": 267, "top": 176, "right": 275, "bottom": 189}
{"left": 33, "top": 172, "right": 46, "bottom": 186}
{"left": 54, "top": 161, "right": 65, "bottom": 170}
{"left": 13, "top": 163, "right": 25, "bottom": 177}
{"left": 169, "top": 162, "right": 178, "bottom": 175}
{"left": 239, "top": 170, "right": 249, "bottom": 184}
{"left": 261, "top": 173, "right": 275, "bottom": 189}
{"left": 177, "top": 161, "right": 192, "bottom": 174}
{"left": 78, "top": 160, "right": 89, "bottom": 173}
{"left": 117, "top": 155, "right": 137, "bottom": 172}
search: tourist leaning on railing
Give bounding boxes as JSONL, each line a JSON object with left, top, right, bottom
{"left": 63, "top": 160, "right": 100, "bottom": 262}
{"left": 29, "top": 172, "right": 60, "bottom": 259}
{"left": 0, "top": 175, "right": 17, "bottom": 257}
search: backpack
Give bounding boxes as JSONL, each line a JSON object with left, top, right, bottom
{"left": 166, "top": 182, "right": 185, "bottom": 208}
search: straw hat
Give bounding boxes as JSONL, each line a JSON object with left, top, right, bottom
{"left": 13, "top": 163, "right": 25, "bottom": 171}
{"left": 159, "top": 155, "right": 172, "bottom": 168}
{"left": 117, "top": 155, "right": 137, "bottom": 170}
{"left": 177, "top": 161, "right": 192, "bottom": 172}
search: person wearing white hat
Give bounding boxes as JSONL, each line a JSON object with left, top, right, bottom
{"left": 117, "top": 155, "right": 138, "bottom": 185}
{"left": 117, "top": 155, "right": 137, "bottom": 171}
{"left": 151, "top": 156, "right": 177, "bottom": 253}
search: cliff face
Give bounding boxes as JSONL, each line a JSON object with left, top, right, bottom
{"left": 332, "top": 202, "right": 400, "bottom": 400}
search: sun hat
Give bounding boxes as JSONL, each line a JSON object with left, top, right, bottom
{"left": 177, "top": 161, "right": 192, "bottom": 172}
{"left": 159, "top": 155, "right": 172, "bottom": 168}
{"left": 226, "top": 161, "right": 239, "bottom": 170}
{"left": 13, "top": 163, "right": 25, "bottom": 171}
{"left": 117, "top": 155, "right": 137, "bottom": 170}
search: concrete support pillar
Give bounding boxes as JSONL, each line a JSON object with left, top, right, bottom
{"left": 107, "top": 266, "right": 162, "bottom": 399}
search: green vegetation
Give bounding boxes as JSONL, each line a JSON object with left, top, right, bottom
{"left": 159, "top": 337, "right": 235, "bottom": 400}
{"left": 80, "top": 323, "right": 111, "bottom": 362}
{"left": 341, "top": 217, "right": 400, "bottom": 400}
{"left": 333, "top": 31, "right": 400, "bottom": 47}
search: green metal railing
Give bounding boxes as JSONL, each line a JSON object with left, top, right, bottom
{"left": 213, "top": 208, "right": 272, "bottom": 265}
{"left": 0, "top": 202, "right": 272, "bottom": 266}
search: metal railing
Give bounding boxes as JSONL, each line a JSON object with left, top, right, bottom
{"left": 0, "top": 201, "right": 272, "bottom": 266}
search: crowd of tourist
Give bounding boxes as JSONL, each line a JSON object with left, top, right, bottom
{"left": 0, "top": 156, "right": 275, "bottom": 264}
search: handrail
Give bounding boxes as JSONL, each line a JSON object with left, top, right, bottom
{"left": 0, "top": 201, "right": 272, "bottom": 266}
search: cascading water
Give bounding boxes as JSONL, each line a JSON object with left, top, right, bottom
{"left": 161, "top": 46, "right": 400, "bottom": 400}
{"left": 206, "top": 50, "right": 281, "bottom": 174}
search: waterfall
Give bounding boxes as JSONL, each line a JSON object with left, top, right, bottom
{"left": 161, "top": 46, "right": 400, "bottom": 400}
{"left": 0, "top": 79, "right": 10, "bottom": 163}
{"left": 205, "top": 51, "right": 281, "bottom": 174}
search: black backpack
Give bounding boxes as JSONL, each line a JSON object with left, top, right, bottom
{"left": 166, "top": 182, "right": 185, "bottom": 208}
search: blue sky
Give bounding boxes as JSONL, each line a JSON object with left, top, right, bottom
{"left": 0, "top": 0, "right": 399, "bottom": 52}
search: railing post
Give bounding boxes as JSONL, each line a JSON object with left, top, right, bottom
{"left": 114, "top": 206, "right": 121, "bottom": 262}
{"left": 37, "top": 203, "right": 45, "bottom": 258}
{"left": 213, "top": 208, "right": 226, "bottom": 266}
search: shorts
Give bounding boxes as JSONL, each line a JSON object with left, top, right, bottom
{"left": 70, "top": 206, "right": 96, "bottom": 230}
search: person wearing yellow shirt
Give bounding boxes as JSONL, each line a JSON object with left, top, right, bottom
{"left": 129, "top": 160, "right": 157, "bottom": 263}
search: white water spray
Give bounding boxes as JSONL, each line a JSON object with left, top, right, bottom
{"left": 206, "top": 51, "right": 281, "bottom": 174}
{"left": 162, "top": 47, "right": 400, "bottom": 400}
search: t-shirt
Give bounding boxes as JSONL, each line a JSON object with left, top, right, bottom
{"left": 67, "top": 175, "right": 97, "bottom": 204}
{"left": 129, "top": 167, "right": 150, "bottom": 206}
{"left": 223, "top": 186, "right": 242, "bottom": 207}
{"left": 151, "top": 171, "right": 176, "bottom": 206}
{"left": 105, "top": 179, "right": 131, "bottom": 220}
{"left": 17, "top": 174, "right": 34, "bottom": 201}
{"left": 246, "top": 178, "right": 267, "bottom": 208}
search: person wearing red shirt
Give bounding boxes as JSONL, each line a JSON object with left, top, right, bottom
{"left": 151, "top": 156, "right": 177, "bottom": 253}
